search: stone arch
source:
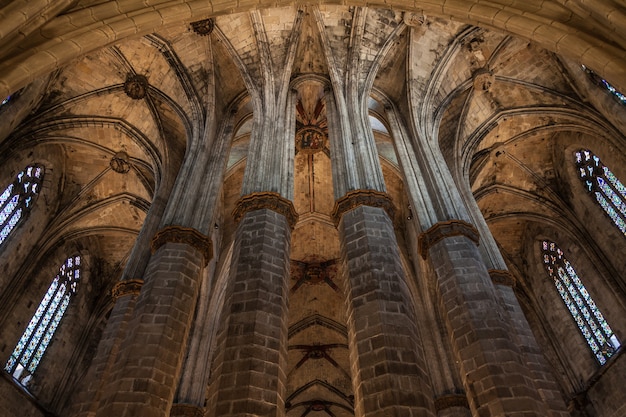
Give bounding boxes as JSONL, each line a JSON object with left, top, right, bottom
{"left": 0, "top": 1, "right": 625, "bottom": 109}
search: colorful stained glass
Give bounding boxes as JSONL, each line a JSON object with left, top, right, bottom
{"left": 4, "top": 256, "right": 81, "bottom": 385}
{"left": 0, "top": 165, "right": 44, "bottom": 246}
{"left": 542, "top": 241, "right": 620, "bottom": 365}
{"left": 576, "top": 150, "right": 626, "bottom": 237}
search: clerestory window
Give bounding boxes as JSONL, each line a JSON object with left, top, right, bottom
{"left": 4, "top": 255, "right": 81, "bottom": 385}
{"left": 0, "top": 165, "right": 44, "bottom": 247}
{"left": 575, "top": 150, "right": 626, "bottom": 236}
{"left": 542, "top": 240, "right": 620, "bottom": 364}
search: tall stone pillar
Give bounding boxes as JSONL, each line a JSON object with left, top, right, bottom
{"left": 86, "top": 48, "right": 231, "bottom": 413}
{"left": 332, "top": 192, "right": 436, "bottom": 417}
{"left": 93, "top": 228, "right": 211, "bottom": 417}
{"left": 325, "top": 71, "right": 435, "bottom": 415}
{"left": 489, "top": 270, "right": 570, "bottom": 417}
{"left": 397, "top": 24, "right": 565, "bottom": 410}
{"left": 205, "top": 25, "right": 299, "bottom": 412}
{"left": 208, "top": 194, "right": 296, "bottom": 417}
{"left": 70, "top": 167, "right": 178, "bottom": 417}
{"left": 69, "top": 280, "right": 143, "bottom": 417}
{"left": 418, "top": 221, "right": 548, "bottom": 416}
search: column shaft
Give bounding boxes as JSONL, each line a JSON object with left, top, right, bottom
{"left": 95, "top": 242, "right": 204, "bottom": 417}
{"left": 339, "top": 205, "right": 435, "bottom": 417}
{"left": 70, "top": 286, "right": 140, "bottom": 417}
{"left": 208, "top": 208, "right": 290, "bottom": 417}
{"left": 492, "top": 280, "right": 570, "bottom": 417}
{"left": 428, "top": 233, "right": 547, "bottom": 417}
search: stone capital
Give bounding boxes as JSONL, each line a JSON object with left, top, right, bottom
{"left": 232, "top": 192, "right": 299, "bottom": 230}
{"left": 434, "top": 394, "right": 469, "bottom": 411}
{"left": 170, "top": 403, "right": 204, "bottom": 417}
{"left": 418, "top": 220, "right": 479, "bottom": 259}
{"left": 488, "top": 269, "right": 516, "bottom": 287}
{"left": 151, "top": 225, "right": 213, "bottom": 266}
{"left": 111, "top": 279, "right": 144, "bottom": 300}
{"left": 331, "top": 189, "right": 395, "bottom": 227}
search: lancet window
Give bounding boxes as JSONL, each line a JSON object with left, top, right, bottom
{"left": 575, "top": 150, "right": 626, "bottom": 236}
{"left": 542, "top": 241, "right": 620, "bottom": 364}
{"left": 0, "top": 165, "right": 44, "bottom": 246}
{"left": 4, "top": 255, "right": 81, "bottom": 385}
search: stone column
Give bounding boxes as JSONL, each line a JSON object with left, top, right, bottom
{"left": 94, "top": 227, "right": 212, "bottom": 417}
{"left": 207, "top": 193, "right": 296, "bottom": 417}
{"left": 332, "top": 191, "right": 436, "bottom": 417}
{"left": 321, "top": 28, "right": 436, "bottom": 407}
{"left": 69, "top": 280, "right": 143, "bottom": 417}
{"left": 419, "top": 220, "right": 548, "bottom": 417}
{"left": 489, "top": 270, "right": 570, "bottom": 417}
{"left": 205, "top": 45, "right": 297, "bottom": 413}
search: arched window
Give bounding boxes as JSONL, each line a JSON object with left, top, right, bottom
{"left": 0, "top": 165, "right": 44, "bottom": 246}
{"left": 575, "top": 150, "right": 626, "bottom": 236}
{"left": 4, "top": 255, "right": 81, "bottom": 385}
{"left": 542, "top": 241, "right": 620, "bottom": 364}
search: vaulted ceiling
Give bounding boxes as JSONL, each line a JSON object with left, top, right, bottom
{"left": 2, "top": 2, "right": 626, "bottom": 412}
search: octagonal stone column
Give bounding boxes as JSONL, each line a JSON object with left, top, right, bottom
{"left": 206, "top": 193, "right": 296, "bottom": 417}
{"left": 419, "top": 220, "right": 549, "bottom": 417}
{"left": 93, "top": 227, "right": 212, "bottom": 417}
{"left": 331, "top": 191, "right": 436, "bottom": 417}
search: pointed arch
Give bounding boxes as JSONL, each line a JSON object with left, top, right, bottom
{"left": 575, "top": 149, "right": 626, "bottom": 236}
{"left": 0, "top": 164, "right": 44, "bottom": 246}
{"left": 5, "top": 255, "right": 81, "bottom": 385}
{"left": 541, "top": 240, "right": 620, "bottom": 364}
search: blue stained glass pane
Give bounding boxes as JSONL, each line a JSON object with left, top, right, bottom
{"left": 597, "top": 177, "right": 626, "bottom": 218}
{"left": 0, "top": 197, "right": 18, "bottom": 224}
{"left": 0, "top": 209, "right": 22, "bottom": 245}
{"left": 603, "top": 167, "right": 626, "bottom": 200}
{"left": 596, "top": 193, "right": 626, "bottom": 234}
{"left": 0, "top": 165, "right": 44, "bottom": 248}
{"left": 577, "top": 150, "right": 626, "bottom": 236}
{"left": 5, "top": 255, "right": 79, "bottom": 377}
{"left": 556, "top": 279, "right": 598, "bottom": 354}
{"left": 543, "top": 240, "right": 618, "bottom": 364}
{"left": 28, "top": 295, "right": 70, "bottom": 373}
{"left": 4, "top": 355, "right": 16, "bottom": 372}
{"left": 0, "top": 183, "right": 13, "bottom": 207}
{"left": 21, "top": 285, "right": 66, "bottom": 367}
{"left": 575, "top": 152, "right": 583, "bottom": 164}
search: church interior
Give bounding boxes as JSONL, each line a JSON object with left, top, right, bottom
{"left": 0, "top": 1, "right": 626, "bottom": 417}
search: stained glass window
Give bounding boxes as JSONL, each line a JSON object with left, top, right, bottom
{"left": 4, "top": 255, "right": 81, "bottom": 385}
{"left": 542, "top": 241, "right": 620, "bottom": 364}
{"left": 582, "top": 65, "right": 626, "bottom": 105}
{"left": 575, "top": 150, "right": 626, "bottom": 236}
{"left": 0, "top": 165, "right": 44, "bottom": 246}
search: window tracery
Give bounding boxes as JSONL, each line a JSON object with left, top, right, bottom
{"left": 4, "top": 255, "right": 81, "bottom": 385}
{"left": 0, "top": 165, "right": 44, "bottom": 246}
{"left": 575, "top": 150, "right": 626, "bottom": 236}
{"left": 542, "top": 241, "right": 620, "bottom": 364}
